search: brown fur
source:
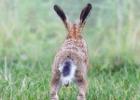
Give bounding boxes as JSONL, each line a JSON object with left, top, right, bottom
{"left": 50, "top": 4, "right": 92, "bottom": 100}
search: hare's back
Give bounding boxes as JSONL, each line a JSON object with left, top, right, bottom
{"left": 56, "top": 39, "right": 88, "bottom": 66}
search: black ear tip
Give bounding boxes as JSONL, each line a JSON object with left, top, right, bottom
{"left": 54, "top": 5, "right": 58, "bottom": 10}
{"left": 87, "top": 3, "right": 92, "bottom": 9}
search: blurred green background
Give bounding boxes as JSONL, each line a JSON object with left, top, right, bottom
{"left": 0, "top": 0, "right": 140, "bottom": 100}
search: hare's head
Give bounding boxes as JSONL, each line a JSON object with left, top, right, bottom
{"left": 54, "top": 3, "right": 92, "bottom": 39}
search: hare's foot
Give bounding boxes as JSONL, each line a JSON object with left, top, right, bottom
{"left": 75, "top": 70, "right": 87, "bottom": 100}
{"left": 50, "top": 71, "right": 61, "bottom": 100}
{"left": 50, "top": 91, "right": 59, "bottom": 100}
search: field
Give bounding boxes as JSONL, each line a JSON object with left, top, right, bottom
{"left": 0, "top": 0, "right": 140, "bottom": 100}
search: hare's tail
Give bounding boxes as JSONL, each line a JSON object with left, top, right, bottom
{"left": 59, "top": 59, "right": 76, "bottom": 86}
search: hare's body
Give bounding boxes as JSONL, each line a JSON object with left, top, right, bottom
{"left": 50, "top": 4, "right": 92, "bottom": 100}
{"left": 52, "top": 37, "right": 88, "bottom": 84}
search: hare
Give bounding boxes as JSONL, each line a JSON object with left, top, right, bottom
{"left": 50, "top": 3, "right": 92, "bottom": 100}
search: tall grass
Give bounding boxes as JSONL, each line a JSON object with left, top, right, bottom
{"left": 0, "top": 0, "right": 140, "bottom": 100}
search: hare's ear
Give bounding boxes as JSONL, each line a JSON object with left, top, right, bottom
{"left": 54, "top": 5, "right": 69, "bottom": 30}
{"left": 80, "top": 3, "right": 92, "bottom": 27}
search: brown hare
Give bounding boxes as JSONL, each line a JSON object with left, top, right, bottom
{"left": 50, "top": 3, "right": 92, "bottom": 100}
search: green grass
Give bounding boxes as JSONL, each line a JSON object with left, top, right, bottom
{"left": 0, "top": 0, "right": 140, "bottom": 100}
{"left": 0, "top": 29, "right": 140, "bottom": 99}
{"left": 0, "top": 51, "right": 140, "bottom": 100}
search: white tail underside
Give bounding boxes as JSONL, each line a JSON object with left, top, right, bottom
{"left": 59, "top": 60, "right": 76, "bottom": 86}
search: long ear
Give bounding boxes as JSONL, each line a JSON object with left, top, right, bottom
{"left": 80, "top": 3, "right": 92, "bottom": 26}
{"left": 54, "top": 5, "right": 68, "bottom": 30}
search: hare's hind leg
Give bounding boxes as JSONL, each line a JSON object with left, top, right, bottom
{"left": 75, "top": 70, "right": 87, "bottom": 100}
{"left": 50, "top": 70, "right": 61, "bottom": 100}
